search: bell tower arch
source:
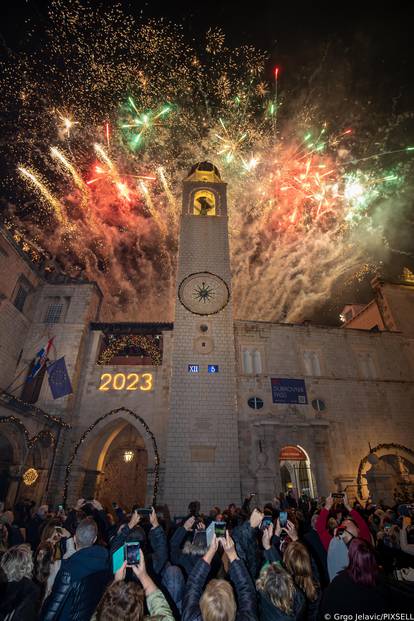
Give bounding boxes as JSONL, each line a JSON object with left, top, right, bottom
{"left": 164, "top": 162, "right": 241, "bottom": 512}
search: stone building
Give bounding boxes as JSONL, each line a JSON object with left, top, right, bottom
{"left": 0, "top": 163, "right": 413, "bottom": 512}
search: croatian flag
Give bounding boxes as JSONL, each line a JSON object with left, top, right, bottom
{"left": 27, "top": 338, "right": 54, "bottom": 381}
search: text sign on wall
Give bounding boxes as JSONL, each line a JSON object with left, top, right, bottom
{"left": 271, "top": 378, "right": 308, "bottom": 405}
{"left": 188, "top": 364, "right": 200, "bottom": 373}
{"left": 208, "top": 365, "right": 219, "bottom": 373}
{"left": 98, "top": 372, "right": 153, "bottom": 392}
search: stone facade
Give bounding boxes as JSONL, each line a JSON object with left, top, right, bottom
{"left": 1, "top": 166, "right": 414, "bottom": 512}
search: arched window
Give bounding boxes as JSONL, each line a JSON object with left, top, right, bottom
{"left": 252, "top": 350, "right": 262, "bottom": 374}
{"left": 193, "top": 190, "right": 216, "bottom": 216}
{"left": 243, "top": 350, "right": 253, "bottom": 374}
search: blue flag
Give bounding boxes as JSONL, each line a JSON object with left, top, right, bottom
{"left": 47, "top": 357, "right": 73, "bottom": 399}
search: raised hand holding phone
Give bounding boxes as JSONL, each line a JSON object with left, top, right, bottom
{"left": 262, "top": 523, "right": 274, "bottom": 550}
{"left": 250, "top": 508, "right": 264, "bottom": 529}
{"left": 203, "top": 533, "right": 219, "bottom": 564}
{"left": 219, "top": 530, "right": 238, "bottom": 563}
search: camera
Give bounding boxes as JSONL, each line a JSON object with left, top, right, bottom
{"left": 332, "top": 493, "right": 345, "bottom": 500}
{"left": 135, "top": 507, "right": 152, "bottom": 516}
{"left": 125, "top": 542, "right": 140, "bottom": 565}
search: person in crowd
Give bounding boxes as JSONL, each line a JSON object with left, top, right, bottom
{"left": 256, "top": 562, "right": 305, "bottom": 621}
{"left": 232, "top": 508, "right": 264, "bottom": 580}
{"left": 302, "top": 513, "right": 329, "bottom": 587}
{"left": 0, "top": 510, "right": 24, "bottom": 547}
{"left": 35, "top": 525, "right": 75, "bottom": 600}
{"left": 262, "top": 523, "right": 320, "bottom": 621}
{"left": 40, "top": 517, "right": 111, "bottom": 621}
{"left": 0, "top": 543, "right": 41, "bottom": 621}
{"left": 111, "top": 506, "right": 184, "bottom": 613}
{"left": 170, "top": 515, "right": 211, "bottom": 579}
{"left": 319, "top": 538, "right": 391, "bottom": 617}
{"left": 27, "top": 505, "right": 49, "bottom": 551}
{"left": 182, "top": 531, "right": 257, "bottom": 621}
{"left": 316, "top": 493, "right": 371, "bottom": 552}
{"left": 94, "top": 548, "right": 174, "bottom": 621}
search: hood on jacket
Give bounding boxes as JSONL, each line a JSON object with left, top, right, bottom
{"left": 0, "top": 577, "right": 40, "bottom": 615}
{"left": 61, "top": 544, "right": 109, "bottom": 581}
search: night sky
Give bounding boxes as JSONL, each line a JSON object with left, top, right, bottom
{"left": 1, "top": 1, "right": 414, "bottom": 323}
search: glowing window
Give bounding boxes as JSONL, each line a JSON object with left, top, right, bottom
{"left": 193, "top": 190, "right": 216, "bottom": 216}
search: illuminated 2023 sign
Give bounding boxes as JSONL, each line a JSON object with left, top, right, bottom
{"left": 98, "top": 372, "right": 153, "bottom": 392}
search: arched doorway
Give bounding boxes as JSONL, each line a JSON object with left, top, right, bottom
{"left": 279, "top": 445, "right": 315, "bottom": 498}
{"left": 94, "top": 423, "right": 148, "bottom": 510}
{"left": 358, "top": 443, "right": 414, "bottom": 503}
{"left": 64, "top": 408, "right": 159, "bottom": 508}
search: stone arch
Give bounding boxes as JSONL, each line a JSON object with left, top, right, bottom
{"left": 63, "top": 407, "right": 160, "bottom": 507}
{"left": 357, "top": 443, "right": 414, "bottom": 500}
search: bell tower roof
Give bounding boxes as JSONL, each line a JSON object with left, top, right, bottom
{"left": 185, "top": 161, "right": 221, "bottom": 183}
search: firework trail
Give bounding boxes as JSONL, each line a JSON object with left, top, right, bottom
{"left": 2, "top": 0, "right": 413, "bottom": 322}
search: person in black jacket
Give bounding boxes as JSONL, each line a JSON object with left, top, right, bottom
{"left": 39, "top": 517, "right": 111, "bottom": 621}
{"left": 26, "top": 505, "right": 48, "bottom": 551}
{"left": 319, "top": 538, "right": 391, "bottom": 618}
{"left": 0, "top": 543, "right": 41, "bottom": 621}
{"left": 182, "top": 531, "right": 257, "bottom": 621}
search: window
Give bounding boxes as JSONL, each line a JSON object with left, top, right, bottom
{"left": 242, "top": 350, "right": 253, "bottom": 374}
{"left": 252, "top": 351, "right": 262, "bottom": 374}
{"left": 44, "top": 303, "right": 63, "bottom": 324}
{"left": 357, "top": 351, "right": 377, "bottom": 379}
{"left": 248, "top": 397, "right": 264, "bottom": 410}
{"left": 242, "top": 348, "right": 263, "bottom": 374}
{"left": 311, "top": 398, "right": 326, "bottom": 411}
{"left": 303, "top": 350, "right": 321, "bottom": 376}
{"left": 14, "top": 285, "right": 29, "bottom": 313}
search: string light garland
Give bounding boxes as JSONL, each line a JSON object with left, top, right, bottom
{"left": 97, "top": 335, "right": 162, "bottom": 366}
{"left": 0, "top": 416, "right": 57, "bottom": 449}
{"left": 63, "top": 407, "right": 160, "bottom": 506}
{"left": 357, "top": 443, "right": 414, "bottom": 498}
{"left": 0, "top": 390, "right": 71, "bottom": 429}
{"left": 23, "top": 467, "right": 39, "bottom": 486}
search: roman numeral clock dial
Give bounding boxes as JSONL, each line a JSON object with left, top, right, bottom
{"left": 178, "top": 271, "right": 230, "bottom": 315}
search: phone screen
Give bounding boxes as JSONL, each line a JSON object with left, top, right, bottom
{"left": 112, "top": 545, "right": 125, "bottom": 574}
{"left": 261, "top": 517, "right": 273, "bottom": 530}
{"left": 279, "top": 511, "right": 288, "bottom": 528}
{"left": 214, "top": 521, "right": 226, "bottom": 537}
{"left": 125, "top": 542, "right": 140, "bottom": 565}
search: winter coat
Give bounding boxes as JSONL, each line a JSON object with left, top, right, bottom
{"left": 315, "top": 508, "right": 371, "bottom": 551}
{"left": 0, "top": 577, "right": 41, "bottom": 621}
{"left": 182, "top": 557, "right": 258, "bottom": 621}
{"left": 39, "top": 544, "right": 111, "bottom": 621}
{"left": 110, "top": 524, "right": 168, "bottom": 577}
{"left": 318, "top": 571, "right": 390, "bottom": 617}
{"left": 302, "top": 529, "right": 329, "bottom": 587}
{"left": 232, "top": 521, "right": 261, "bottom": 580}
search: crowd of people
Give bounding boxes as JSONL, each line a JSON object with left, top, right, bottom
{"left": 0, "top": 489, "right": 413, "bottom": 620}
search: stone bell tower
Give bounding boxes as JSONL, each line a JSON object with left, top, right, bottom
{"left": 164, "top": 162, "right": 241, "bottom": 513}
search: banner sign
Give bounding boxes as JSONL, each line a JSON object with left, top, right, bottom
{"left": 271, "top": 378, "right": 308, "bottom": 405}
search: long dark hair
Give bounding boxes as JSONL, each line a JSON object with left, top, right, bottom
{"left": 346, "top": 538, "right": 378, "bottom": 587}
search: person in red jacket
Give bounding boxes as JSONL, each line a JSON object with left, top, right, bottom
{"left": 316, "top": 493, "right": 371, "bottom": 552}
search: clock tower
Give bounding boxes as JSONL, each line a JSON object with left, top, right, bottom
{"left": 164, "top": 162, "right": 241, "bottom": 512}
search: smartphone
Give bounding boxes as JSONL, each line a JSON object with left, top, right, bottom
{"left": 261, "top": 516, "right": 273, "bottom": 530}
{"left": 58, "top": 505, "right": 64, "bottom": 511}
{"left": 125, "top": 541, "right": 140, "bottom": 565}
{"left": 332, "top": 493, "right": 345, "bottom": 499}
{"left": 112, "top": 545, "right": 125, "bottom": 574}
{"left": 384, "top": 523, "right": 392, "bottom": 530}
{"left": 279, "top": 511, "right": 288, "bottom": 528}
{"left": 214, "top": 521, "right": 227, "bottom": 538}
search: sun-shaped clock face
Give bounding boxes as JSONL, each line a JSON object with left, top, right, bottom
{"left": 178, "top": 272, "right": 230, "bottom": 315}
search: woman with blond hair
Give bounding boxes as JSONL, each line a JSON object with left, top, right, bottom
{"left": 182, "top": 532, "right": 257, "bottom": 621}
{"left": 0, "top": 544, "right": 41, "bottom": 621}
